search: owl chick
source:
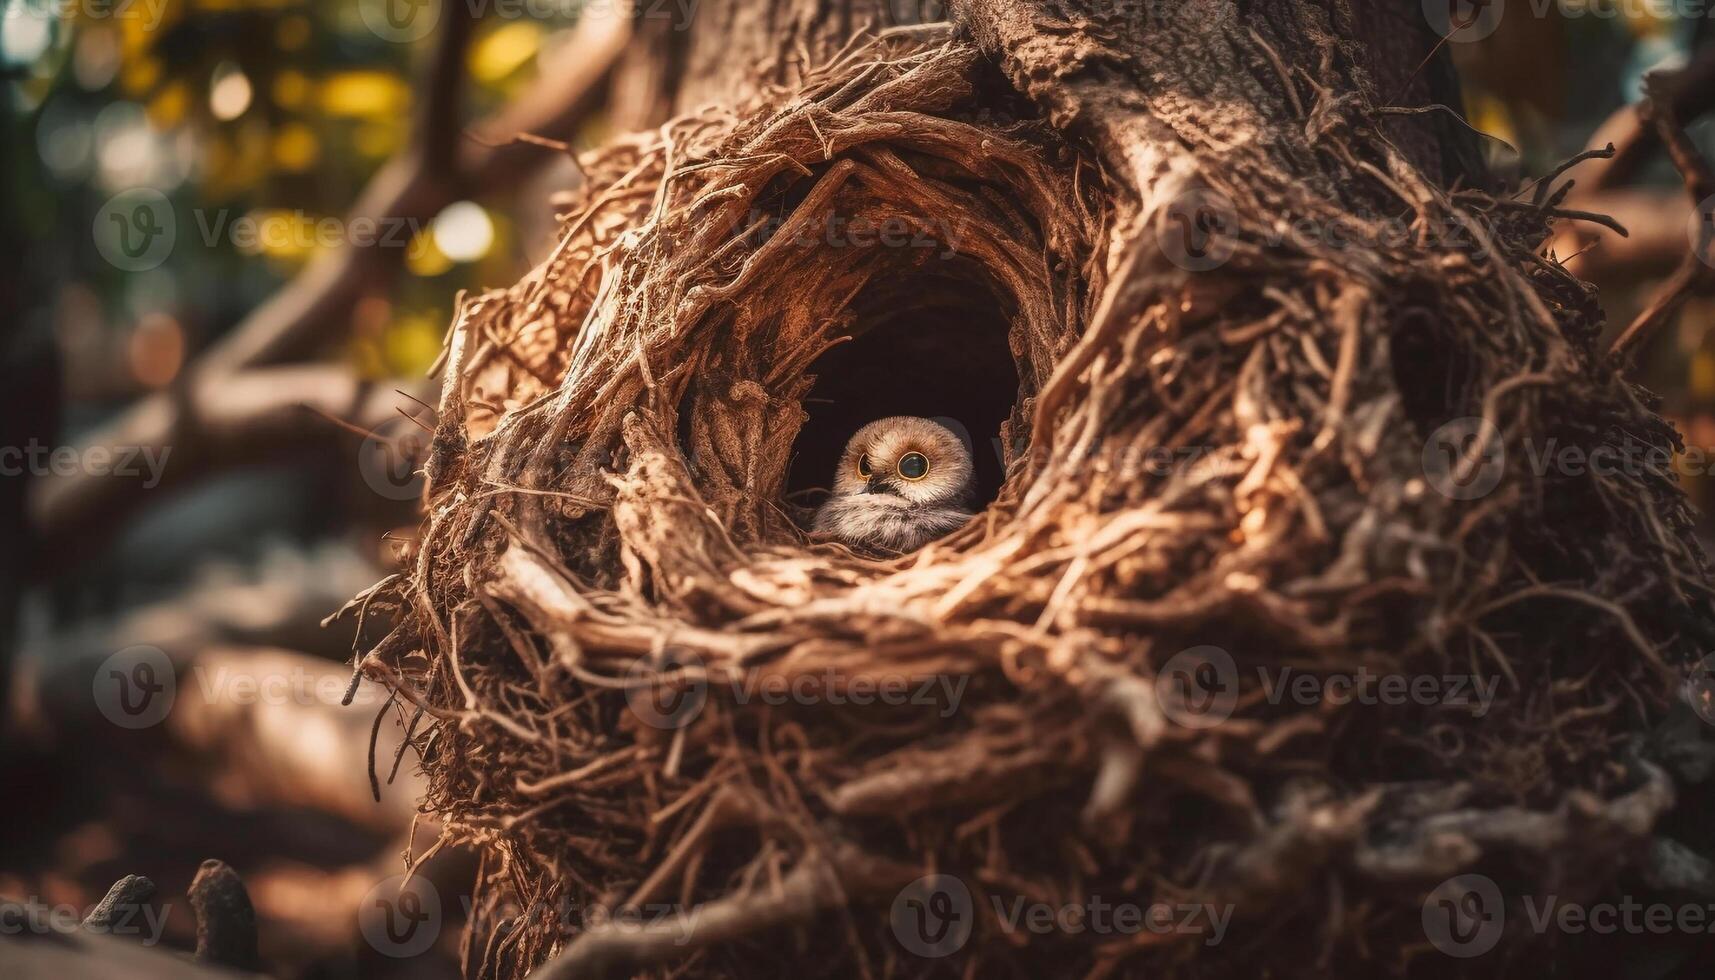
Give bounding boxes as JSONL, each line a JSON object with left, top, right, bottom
{"left": 813, "top": 416, "right": 975, "bottom": 552}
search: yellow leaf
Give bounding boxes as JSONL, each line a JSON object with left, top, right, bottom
{"left": 318, "top": 70, "right": 407, "bottom": 117}
{"left": 236, "top": 209, "right": 316, "bottom": 261}
{"left": 384, "top": 314, "right": 446, "bottom": 375}
{"left": 469, "top": 22, "right": 541, "bottom": 84}
{"left": 118, "top": 14, "right": 161, "bottom": 57}
{"left": 272, "top": 122, "right": 319, "bottom": 170}
{"left": 405, "top": 230, "right": 453, "bottom": 277}
{"left": 120, "top": 56, "right": 161, "bottom": 95}
{"left": 1692, "top": 350, "right": 1715, "bottom": 400}
{"left": 352, "top": 119, "right": 404, "bottom": 158}
{"left": 272, "top": 69, "right": 309, "bottom": 109}
{"left": 1465, "top": 91, "right": 1516, "bottom": 149}
{"left": 146, "top": 80, "right": 188, "bottom": 126}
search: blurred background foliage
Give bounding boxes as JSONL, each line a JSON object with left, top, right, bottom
{"left": 2, "top": 0, "right": 600, "bottom": 622}
{"left": 5, "top": 0, "right": 580, "bottom": 399}
{"left": 1450, "top": 6, "right": 1715, "bottom": 525}
{"left": 1, "top": 5, "right": 607, "bottom": 968}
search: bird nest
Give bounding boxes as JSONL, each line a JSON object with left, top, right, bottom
{"left": 355, "top": 32, "right": 1714, "bottom": 979}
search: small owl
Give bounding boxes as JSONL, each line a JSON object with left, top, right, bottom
{"left": 813, "top": 416, "right": 976, "bottom": 552}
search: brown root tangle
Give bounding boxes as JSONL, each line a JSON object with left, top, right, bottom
{"left": 352, "top": 14, "right": 1715, "bottom": 979}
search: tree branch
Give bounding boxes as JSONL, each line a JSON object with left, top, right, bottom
{"left": 29, "top": 365, "right": 430, "bottom": 579}
{"left": 1609, "top": 63, "right": 1715, "bottom": 360}
{"left": 28, "top": 5, "right": 632, "bottom": 575}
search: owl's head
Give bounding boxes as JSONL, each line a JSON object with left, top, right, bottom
{"left": 830, "top": 416, "right": 974, "bottom": 507}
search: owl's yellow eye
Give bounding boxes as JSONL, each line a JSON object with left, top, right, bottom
{"left": 856, "top": 454, "right": 873, "bottom": 478}
{"left": 898, "top": 452, "right": 929, "bottom": 480}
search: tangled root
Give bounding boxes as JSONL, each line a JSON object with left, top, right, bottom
{"left": 352, "top": 24, "right": 1714, "bottom": 979}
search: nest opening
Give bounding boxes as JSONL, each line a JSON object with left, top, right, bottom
{"left": 787, "top": 267, "right": 1019, "bottom": 510}
{"left": 1390, "top": 303, "right": 1477, "bottom": 437}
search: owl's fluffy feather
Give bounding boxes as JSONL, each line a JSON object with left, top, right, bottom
{"left": 812, "top": 416, "right": 975, "bottom": 552}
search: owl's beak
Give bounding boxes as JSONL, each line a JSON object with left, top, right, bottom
{"left": 864, "top": 475, "right": 896, "bottom": 495}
